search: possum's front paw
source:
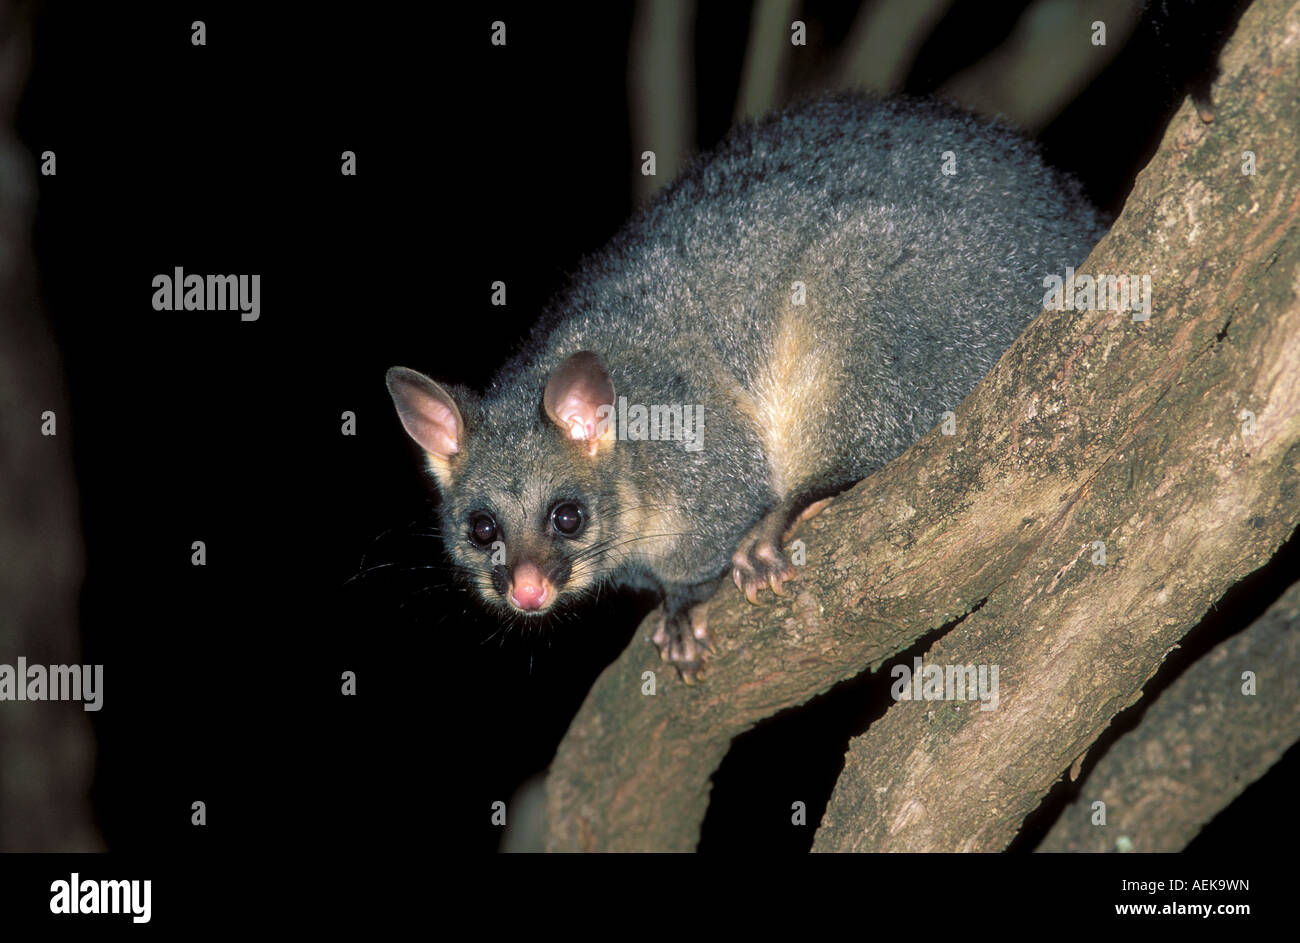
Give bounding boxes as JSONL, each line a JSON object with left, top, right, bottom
{"left": 731, "top": 522, "right": 796, "bottom": 604}
{"left": 650, "top": 603, "right": 711, "bottom": 683}
{"left": 730, "top": 497, "right": 830, "bottom": 603}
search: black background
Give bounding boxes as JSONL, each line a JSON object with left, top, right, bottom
{"left": 15, "top": 0, "right": 1294, "bottom": 861}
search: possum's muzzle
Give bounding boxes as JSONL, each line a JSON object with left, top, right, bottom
{"left": 489, "top": 560, "right": 566, "bottom": 615}
{"left": 506, "top": 561, "right": 551, "bottom": 612}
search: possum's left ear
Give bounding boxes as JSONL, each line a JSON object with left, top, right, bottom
{"left": 544, "top": 350, "right": 616, "bottom": 457}
{"left": 386, "top": 366, "right": 467, "bottom": 488}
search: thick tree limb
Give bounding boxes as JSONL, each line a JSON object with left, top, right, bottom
{"left": 812, "top": 0, "right": 1300, "bottom": 852}
{"left": 1036, "top": 578, "right": 1300, "bottom": 853}
{"left": 546, "top": 0, "right": 1300, "bottom": 852}
{"left": 0, "top": 0, "right": 100, "bottom": 851}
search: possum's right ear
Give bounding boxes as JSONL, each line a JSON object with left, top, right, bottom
{"left": 544, "top": 351, "right": 616, "bottom": 458}
{"left": 386, "top": 366, "right": 466, "bottom": 487}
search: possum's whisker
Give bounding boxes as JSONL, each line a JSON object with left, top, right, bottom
{"left": 567, "top": 530, "right": 704, "bottom": 567}
{"left": 345, "top": 561, "right": 437, "bottom": 580}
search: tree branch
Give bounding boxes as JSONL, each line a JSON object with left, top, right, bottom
{"left": 1036, "top": 578, "right": 1300, "bottom": 852}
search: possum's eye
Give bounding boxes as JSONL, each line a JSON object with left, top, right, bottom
{"left": 468, "top": 513, "right": 498, "bottom": 547}
{"left": 550, "top": 502, "right": 585, "bottom": 538}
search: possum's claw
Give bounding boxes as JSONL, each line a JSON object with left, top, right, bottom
{"left": 650, "top": 602, "right": 711, "bottom": 682}
{"left": 731, "top": 530, "right": 796, "bottom": 603}
{"left": 731, "top": 496, "right": 829, "bottom": 602}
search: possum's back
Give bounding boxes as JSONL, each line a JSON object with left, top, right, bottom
{"left": 547, "top": 95, "right": 1099, "bottom": 366}
{"left": 524, "top": 94, "right": 1104, "bottom": 483}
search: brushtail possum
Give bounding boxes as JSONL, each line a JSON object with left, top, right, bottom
{"left": 387, "top": 94, "right": 1105, "bottom": 681}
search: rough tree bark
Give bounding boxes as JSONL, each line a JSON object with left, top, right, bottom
{"left": 545, "top": 0, "right": 1300, "bottom": 852}
{"left": 1037, "top": 577, "right": 1300, "bottom": 853}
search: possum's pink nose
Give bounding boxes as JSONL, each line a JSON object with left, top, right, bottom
{"left": 509, "top": 564, "right": 551, "bottom": 611}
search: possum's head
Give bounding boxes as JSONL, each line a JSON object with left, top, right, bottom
{"left": 385, "top": 352, "right": 622, "bottom": 617}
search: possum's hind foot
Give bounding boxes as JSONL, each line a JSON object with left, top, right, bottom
{"left": 650, "top": 602, "right": 712, "bottom": 683}
{"left": 731, "top": 496, "right": 831, "bottom": 603}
